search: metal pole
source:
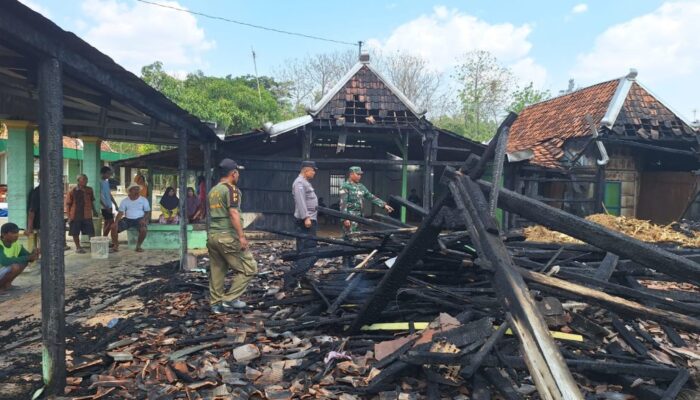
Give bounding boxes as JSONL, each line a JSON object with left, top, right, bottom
{"left": 203, "top": 142, "right": 212, "bottom": 230}
{"left": 38, "top": 57, "right": 66, "bottom": 395}
{"left": 178, "top": 130, "right": 188, "bottom": 270}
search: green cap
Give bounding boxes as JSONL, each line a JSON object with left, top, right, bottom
{"left": 349, "top": 166, "right": 363, "bottom": 174}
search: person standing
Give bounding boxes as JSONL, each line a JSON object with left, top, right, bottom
{"left": 65, "top": 174, "right": 97, "bottom": 254}
{"left": 286, "top": 161, "right": 319, "bottom": 287}
{"left": 111, "top": 183, "right": 151, "bottom": 252}
{"left": 186, "top": 187, "right": 203, "bottom": 223}
{"left": 207, "top": 159, "right": 257, "bottom": 314}
{"left": 339, "top": 166, "right": 394, "bottom": 237}
{"left": 100, "top": 166, "right": 118, "bottom": 237}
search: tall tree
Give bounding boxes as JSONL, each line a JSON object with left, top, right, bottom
{"left": 141, "top": 62, "right": 292, "bottom": 135}
{"left": 374, "top": 50, "right": 442, "bottom": 115}
{"left": 454, "top": 50, "right": 514, "bottom": 141}
{"left": 509, "top": 82, "right": 551, "bottom": 113}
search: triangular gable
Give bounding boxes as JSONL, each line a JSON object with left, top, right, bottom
{"left": 307, "top": 59, "right": 426, "bottom": 126}
{"left": 507, "top": 72, "right": 697, "bottom": 168}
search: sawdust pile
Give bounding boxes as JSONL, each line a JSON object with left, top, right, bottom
{"left": 524, "top": 214, "right": 700, "bottom": 247}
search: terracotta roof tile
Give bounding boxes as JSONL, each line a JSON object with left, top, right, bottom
{"left": 507, "top": 79, "right": 619, "bottom": 167}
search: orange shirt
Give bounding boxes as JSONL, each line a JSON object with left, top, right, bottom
{"left": 65, "top": 186, "right": 95, "bottom": 220}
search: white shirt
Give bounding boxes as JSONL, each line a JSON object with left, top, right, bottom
{"left": 119, "top": 196, "right": 151, "bottom": 220}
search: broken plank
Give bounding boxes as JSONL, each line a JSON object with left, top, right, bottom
{"left": 593, "top": 252, "right": 619, "bottom": 282}
{"left": 518, "top": 267, "right": 700, "bottom": 332}
{"left": 168, "top": 343, "right": 216, "bottom": 361}
{"left": 611, "top": 316, "right": 647, "bottom": 356}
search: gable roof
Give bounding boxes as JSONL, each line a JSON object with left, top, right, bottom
{"left": 507, "top": 71, "right": 697, "bottom": 168}
{"left": 306, "top": 57, "right": 426, "bottom": 126}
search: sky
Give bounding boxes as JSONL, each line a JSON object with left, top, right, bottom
{"left": 19, "top": 0, "right": 700, "bottom": 122}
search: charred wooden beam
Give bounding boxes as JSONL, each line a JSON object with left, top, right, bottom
{"left": 661, "top": 369, "right": 690, "bottom": 400}
{"left": 318, "top": 206, "right": 397, "bottom": 230}
{"left": 593, "top": 252, "right": 619, "bottom": 282}
{"left": 445, "top": 171, "right": 582, "bottom": 400}
{"left": 611, "top": 316, "right": 647, "bottom": 356}
{"left": 469, "top": 112, "right": 517, "bottom": 180}
{"left": 348, "top": 192, "right": 449, "bottom": 332}
{"left": 518, "top": 267, "right": 700, "bottom": 332}
{"left": 390, "top": 194, "right": 429, "bottom": 217}
{"left": 281, "top": 246, "right": 369, "bottom": 261}
{"left": 478, "top": 180, "right": 700, "bottom": 286}
{"left": 461, "top": 317, "right": 510, "bottom": 378}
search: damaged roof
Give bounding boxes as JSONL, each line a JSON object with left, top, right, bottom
{"left": 507, "top": 71, "right": 698, "bottom": 168}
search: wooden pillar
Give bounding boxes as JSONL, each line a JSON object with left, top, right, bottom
{"left": 594, "top": 164, "right": 606, "bottom": 214}
{"left": 145, "top": 165, "right": 154, "bottom": 208}
{"left": 38, "top": 57, "right": 66, "bottom": 396}
{"left": 203, "top": 141, "right": 212, "bottom": 229}
{"left": 422, "top": 131, "right": 437, "bottom": 209}
{"left": 302, "top": 129, "right": 312, "bottom": 160}
{"left": 400, "top": 132, "right": 409, "bottom": 223}
{"left": 178, "top": 131, "right": 188, "bottom": 270}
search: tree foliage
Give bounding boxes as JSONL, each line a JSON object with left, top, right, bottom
{"left": 509, "top": 82, "right": 551, "bottom": 113}
{"left": 141, "top": 61, "right": 293, "bottom": 135}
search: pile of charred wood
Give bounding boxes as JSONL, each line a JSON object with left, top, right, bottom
{"left": 266, "top": 119, "right": 700, "bottom": 399}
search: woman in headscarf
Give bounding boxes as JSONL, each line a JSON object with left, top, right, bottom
{"left": 159, "top": 186, "right": 179, "bottom": 224}
{"left": 186, "top": 187, "right": 203, "bottom": 223}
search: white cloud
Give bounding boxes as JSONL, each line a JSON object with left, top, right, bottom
{"left": 572, "top": 3, "right": 588, "bottom": 14}
{"left": 367, "top": 6, "right": 547, "bottom": 86}
{"left": 19, "top": 0, "right": 51, "bottom": 17}
{"left": 78, "top": 0, "right": 215, "bottom": 74}
{"left": 571, "top": 1, "right": 700, "bottom": 117}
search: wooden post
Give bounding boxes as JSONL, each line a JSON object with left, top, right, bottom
{"left": 594, "top": 164, "right": 606, "bottom": 213}
{"left": 145, "top": 165, "right": 154, "bottom": 208}
{"left": 38, "top": 57, "right": 66, "bottom": 396}
{"left": 422, "top": 131, "right": 432, "bottom": 210}
{"left": 178, "top": 130, "right": 188, "bottom": 270}
{"left": 400, "top": 132, "right": 409, "bottom": 223}
{"left": 203, "top": 141, "right": 212, "bottom": 230}
{"left": 302, "top": 129, "right": 312, "bottom": 160}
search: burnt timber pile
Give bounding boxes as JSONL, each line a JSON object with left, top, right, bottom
{"left": 59, "top": 117, "right": 700, "bottom": 399}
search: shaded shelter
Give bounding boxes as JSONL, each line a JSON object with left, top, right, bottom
{"left": 0, "top": 1, "right": 218, "bottom": 394}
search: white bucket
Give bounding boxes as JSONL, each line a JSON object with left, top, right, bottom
{"left": 90, "top": 236, "right": 110, "bottom": 259}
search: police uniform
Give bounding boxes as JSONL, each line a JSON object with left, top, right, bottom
{"left": 207, "top": 167, "right": 258, "bottom": 306}
{"left": 339, "top": 166, "right": 387, "bottom": 237}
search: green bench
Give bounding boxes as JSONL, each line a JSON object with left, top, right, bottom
{"left": 126, "top": 223, "right": 207, "bottom": 250}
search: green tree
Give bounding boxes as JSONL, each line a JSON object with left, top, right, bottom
{"left": 453, "top": 50, "right": 513, "bottom": 141}
{"left": 509, "top": 82, "right": 550, "bottom": 113}
{"left": 141, "top": 62, "right": 293, "bottom": 135}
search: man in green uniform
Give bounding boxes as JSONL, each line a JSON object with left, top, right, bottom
{"left": 339, "top": 166, "right": 394, "bottom": 237}
{"left": 207, "top": 159, "right": 258, "bottom": 314}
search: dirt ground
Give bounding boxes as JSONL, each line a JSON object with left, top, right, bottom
{"left": 0, "top": 247, "right": 189, "bottom": 399}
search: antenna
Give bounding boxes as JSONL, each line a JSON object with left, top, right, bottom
{"left": 251, "top": 47, "right": 262, "bottom": 102}
{"left": 358, "top": 41, "right": 363, "bottom": 58}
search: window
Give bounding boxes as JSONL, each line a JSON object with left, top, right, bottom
{"left": 604, "top": 182, "right": 622, "bottom": 216}
{"left": 330, "top": 174, "right": 345, "bottom": 199}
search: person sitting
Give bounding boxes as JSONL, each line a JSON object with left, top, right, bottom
{"left": 159, "top": 186, "right": 179, "bottom": 224}
{"left": 111, "top": 183, "right": 151, "bottom": 252}
{"left": 186, "top": 187, "right": 203, "bottom": 223}
{"left": 0, "top": 223, "right": 38, "bottom": 290}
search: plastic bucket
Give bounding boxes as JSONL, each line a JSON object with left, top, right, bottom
{"left": 90, "top": 236, "right": 110, "bottom": 259}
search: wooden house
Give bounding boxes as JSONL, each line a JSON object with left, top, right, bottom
{"left": 504, "top": 70, "right": 699, "bottom": 227}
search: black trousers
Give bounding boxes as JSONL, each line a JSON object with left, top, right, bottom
{"left": 295, "top": 219, "right": 318, "bottom": 252}
{"left": 284, "top": 219, "right": 318, "bottom": 288}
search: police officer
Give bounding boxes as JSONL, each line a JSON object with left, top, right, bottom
{"left": 339, "top": 166, "right": 394, "bottom": 237}
{"left": 292, "top": 160, "right": 319, "bottom": 251}
{"left": 286, "top": 161, "right": 319, "bottom": 288}
{"left": 207, "top": 159, "right": 258, "bottom": 314}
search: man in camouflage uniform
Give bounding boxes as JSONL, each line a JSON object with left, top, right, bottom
{"left": 339, "top": 166, "right": 394, "bottom": 238}
{"left": 207, "top": 159, "right": 258, "bottom": 314}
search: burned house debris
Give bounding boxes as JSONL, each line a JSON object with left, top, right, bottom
{"left": 33, "top": 115, "right": 700, "bottom": 400}
{"left": 504, "top": 70, "right": 700, "bottom": 228}
{"left": 114, "top": 53, "right": 485, "bottom": 232}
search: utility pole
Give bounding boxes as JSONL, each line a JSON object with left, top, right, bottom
{"left": 251, "top": 47, "right": 262, "bottom": 102}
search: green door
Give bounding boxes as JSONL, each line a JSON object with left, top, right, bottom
{"left": 604, "top": 182, "right": 622, "bottom": 216}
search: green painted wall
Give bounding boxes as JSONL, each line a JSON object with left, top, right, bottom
{"left": 7, "top": 127, "right": 34, "bottom": 228}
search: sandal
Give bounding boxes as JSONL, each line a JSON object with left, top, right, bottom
{"left": 135, "top": 248, "right": 144, "bottom": 253}
{"left": 75, "top": 248, "right": 87, "bottom": 254}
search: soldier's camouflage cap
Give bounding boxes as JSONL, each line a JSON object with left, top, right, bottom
{"left": 348, "top": 166, "right": 363, "bottom": 174}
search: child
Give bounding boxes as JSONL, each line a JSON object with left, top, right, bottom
{"left": 0, "top": 223, "right": 38, "bottom": 290}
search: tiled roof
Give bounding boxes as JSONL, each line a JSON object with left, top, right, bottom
{"left": 613, "top": 83, "right": 695, "bottom": 138}
{"left": 507, "top": 79, "right": 619, "bottom": 168}
{"left": 507, "top": 78, "right": 697, "bottom": 168}
{"left": 314, "top": 64, "right": 422, "bottom": 126}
